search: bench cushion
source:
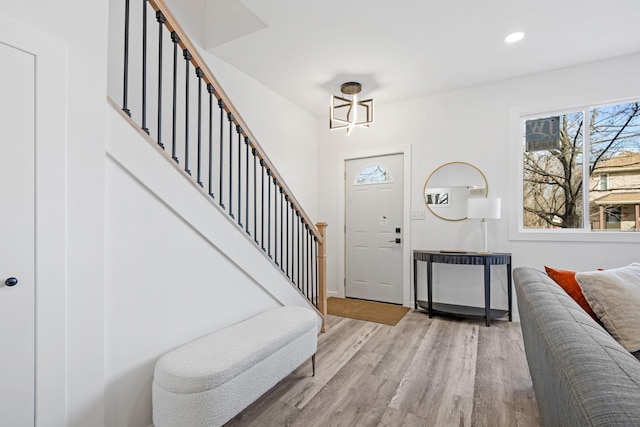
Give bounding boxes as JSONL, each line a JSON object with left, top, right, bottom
{"left": 154, "top": 306, "right": 317, "bottom": 394}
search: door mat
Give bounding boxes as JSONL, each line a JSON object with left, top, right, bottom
{"left": 327, "top": 297, "right": 410, "bottom": 326}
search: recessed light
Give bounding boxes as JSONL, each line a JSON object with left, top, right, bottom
{"left": 504, "top": 31, "right": 525, "bottom": 44}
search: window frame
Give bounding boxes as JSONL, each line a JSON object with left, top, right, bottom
{"left": 599, "top": 173, "right": 609, "bottom": 190}
{"left": 509, "top": 95, "right": 640, "bottom": 243}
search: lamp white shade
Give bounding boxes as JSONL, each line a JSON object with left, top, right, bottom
{"left": 467, "top": 197, "right": 501, "bottom": 219}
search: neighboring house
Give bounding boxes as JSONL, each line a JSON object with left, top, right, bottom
{"left": 590, "top": 152, "right": 640, "bottom": 231}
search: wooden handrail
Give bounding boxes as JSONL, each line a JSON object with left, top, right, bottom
{"left": 147, "top": 0, "right": 322, "bottom": 244}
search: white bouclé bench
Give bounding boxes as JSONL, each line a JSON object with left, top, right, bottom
{"left": 152, "top": 305, "right": 318, "bottom": 427}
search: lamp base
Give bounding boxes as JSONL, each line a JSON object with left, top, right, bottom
{"left": 480, "top": 219, "right": 488, "bottom": 253}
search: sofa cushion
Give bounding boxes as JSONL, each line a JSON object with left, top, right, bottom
{"left": 544, "top": 266, "right": 599, "bottom": 322}
{"left": 575, "top": 263, "right": 640, "bottom": 353}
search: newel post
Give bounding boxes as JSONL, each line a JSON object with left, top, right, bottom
{"left": 316, "top": 222, "right": 328, "bottom": 332}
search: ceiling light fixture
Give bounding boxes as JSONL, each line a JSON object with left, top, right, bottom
{"left": 329, "top": 82, "right": 374, "bottom": 135}
{"left": 504, "top": 31, "right": 525, "bottom": 44}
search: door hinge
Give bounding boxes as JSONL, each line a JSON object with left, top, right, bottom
{"left": 344, "top": 224, "right": 346, "bottom": 233}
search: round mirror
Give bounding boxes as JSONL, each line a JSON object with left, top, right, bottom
{"left": 424, "top": 162, "right": 488, "bottom": 221}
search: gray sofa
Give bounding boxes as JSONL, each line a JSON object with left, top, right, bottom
{"left": 513, "top": 267, "right": 640, "bottom": 427}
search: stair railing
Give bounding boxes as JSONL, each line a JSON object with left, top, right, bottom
{"left": 112, "top": 0, "right": 327, "bottom": 330}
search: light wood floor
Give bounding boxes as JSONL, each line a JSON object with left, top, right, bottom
{"left": 226, "top": 310, "right": 540, "bottom": 427}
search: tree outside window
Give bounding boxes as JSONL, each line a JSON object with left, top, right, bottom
{"left": 522, "top": 101, "right": 640, "bottom": 231}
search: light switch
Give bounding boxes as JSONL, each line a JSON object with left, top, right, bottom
{"left": 411, "top": 210, "right": 426, "bottom": 220}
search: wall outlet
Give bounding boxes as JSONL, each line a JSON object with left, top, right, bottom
{"left": 411, "top": 210, "right": 426, "bottom": 220}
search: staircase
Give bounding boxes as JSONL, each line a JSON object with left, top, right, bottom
{"left": 107, "top": 0, "right": 326, "bottom": 328}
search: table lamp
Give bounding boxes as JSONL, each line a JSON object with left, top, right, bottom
{"left": 467, "top": 198, "right": 501, "bottom": 253}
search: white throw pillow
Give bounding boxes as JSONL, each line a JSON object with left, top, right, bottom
{"left": 575, "top": 263, "right": 640, "bottom": 353}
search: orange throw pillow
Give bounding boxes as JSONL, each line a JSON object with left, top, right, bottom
{"left": 544, "top": 266, "right": 600, "bottom": 322}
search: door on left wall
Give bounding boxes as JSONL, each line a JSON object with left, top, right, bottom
{"left": 0, "top": 41, "right": 36, "bottom": 425}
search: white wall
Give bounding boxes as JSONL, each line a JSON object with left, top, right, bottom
{"left": 105, "top": 105, "right": 319, "bottom": 426}
{"left": 0, "top": 1, "right": 109, "bottom": 426}
{"left": 318, "top": 53, "right": 640, "bottom": 314}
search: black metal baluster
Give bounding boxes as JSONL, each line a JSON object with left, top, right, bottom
{"left": 236, "top": 125, "right": 243, "bottom": 226}
{"left": 267, "top": 169, "right": 272, "bottom": 258}
{"left": 170, "top": 31, "right": 179, "bottom": 163}
{"left": 195, "top": 68, "right": 203, "bottom": 186}
{"left": 280, "top": 187, "right": 284, "bottom": 271}
{"left": 306, "top": 224, "right": 313, "bottom": 299}
{"left": 207, "top": 83, "right": 214, "bottom": 197}
{"left": 245, "top": 138, "right": 250, "bottom": 235}
{"left": 291, "top": 205, "right": 296, "bottom": 284}
{"left": 303, "top": 222, "right": 307, "bottom": 297}
{"left": 313, "top": 236, "right": 318, "bottom": 307}
{"left": 315, "top": 237, "right": 319, "bottom": 307}
{"left": 253, "top": 149, "right": 258, "bottom": 243}
{"left": 141, "top": 0, "right": 148, "bottom": 133}
{"left": 183, "top": 49, "right": 192, "bottom": 175}
{"left": 303, "top": 224, "right": 307, "bottom": 298}
{"left": 286, "top": 196, "right": 290, "bottom": 278}
{"left": 260, "top": 160, "right": 266, "bottom": 251}
{"left": 228, "top": 113, "right": 234, "bottom": 218}
{"left": 155, "top": 11, "right": 165, "bottom": 148}
{"left": 273, "top": 177, "right": 278, "bottom": 266}
{"left": 297, "top": 211, "right": 301, "bottom": 289}
{"left": 292, "top": 203, "right": 297, "bottom": 283}
{"left": 122, "top": 0, "right": 131, "bottom": 116}
{"left": 218, "top": 99, "right": 225, "bottom": 208}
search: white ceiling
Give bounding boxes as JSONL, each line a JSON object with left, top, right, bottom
{"left": 205, "top": 0, "right": 640, "bottom": 118}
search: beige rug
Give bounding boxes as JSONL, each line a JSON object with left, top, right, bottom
{"left": 327, "top": 297, "right": 410, "bottom": 326}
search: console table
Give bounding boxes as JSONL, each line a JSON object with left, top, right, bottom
{"left": 413, "top": 250, "right": 512, "bottom": 326}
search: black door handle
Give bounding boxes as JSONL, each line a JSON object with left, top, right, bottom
{"left": 5, "top": 277, "right": 18, "bottom": 287}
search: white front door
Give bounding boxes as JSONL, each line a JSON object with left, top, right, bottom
{"left": 0, "top": 41, "right": 36, "bottom": 425}
{"left": 345, "top": 154, "right": 404, "bottom": 304}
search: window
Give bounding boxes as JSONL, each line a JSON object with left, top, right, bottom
{"left": 599, "top": 173, "right": 609, "bottom": 190}
{"left": 605, "top": 206, "right": 621, "bottom": 226}
{"left": 520, "top": 100, "right": 640, "bottom": 233}
{"left": 354, "top": 164, "right": 393, "bottom": 185}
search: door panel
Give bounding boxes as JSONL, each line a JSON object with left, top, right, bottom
{"left": 345, "top": 154, "right": 403, "bottom": 304}
{"left": 0, "top": 41, "right": 36, "bottom": 425}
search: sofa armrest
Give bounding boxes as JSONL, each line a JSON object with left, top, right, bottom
{"left": 514, "top": 267, "right": 640, "bottom": 427}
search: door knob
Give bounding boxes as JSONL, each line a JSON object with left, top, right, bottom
{"left": 4, "top": 277, "right": 18, "bottom": 287}
{"left": 388, "top": 238, "right": 401, "bottom": 244}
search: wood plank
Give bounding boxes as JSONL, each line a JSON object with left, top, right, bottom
{"left": 471, "top": 320, "right": 540, "bottom": 427}
{"left": 292, "top": 350, "right": 396, "bottom": 426}
{"left": 378, "top": 406, "right": 429, "bottom": 427}
{"left": 279, "top": 317, "right": 383, "bottom": 409}
{"left": 227, "top": 314, "right": 382, "bottom": 427}
{"left": 389, "top": 318, "right": 479, "bottom": 426}
{"left": 224, "top": 398, "right": 301, "bottom": 427}
{"left": 365, "top": 310, "right": 433, "bottom": 382}
{"left": 227, "top": 314, "right": 541, "bottom": 427}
